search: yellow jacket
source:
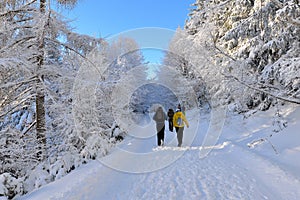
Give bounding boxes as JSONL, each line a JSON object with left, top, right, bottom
{"left": 173, "top": 111, "right": 189, "bottom": 128}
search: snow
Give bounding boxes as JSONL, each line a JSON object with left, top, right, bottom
{"left": 17, "top": 105, "right": 300, "bottom": 200}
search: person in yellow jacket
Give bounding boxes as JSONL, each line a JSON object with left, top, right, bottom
{"left": 173, "top": 108, "right": 189, "bottom": 147}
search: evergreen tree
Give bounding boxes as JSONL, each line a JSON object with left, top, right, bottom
{"left": 168, "top": 0, "right": 300, "bottom": 111}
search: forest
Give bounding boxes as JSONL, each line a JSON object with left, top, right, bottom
{"left": 0, "top": 0, "right": 299, "bottom": 199}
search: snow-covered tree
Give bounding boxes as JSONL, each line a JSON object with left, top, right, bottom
{"left": 70, "top": 36, "right": 145, "bottom": 160}
{"left": 163, "top": 27, "right": 217, "bottom": 109}
{"left": 94, "top": 36, "right": 144, "bottom": 128}
{"left": 169, "top": 0, "right": 300, "bottom": 112}
{"left": 0, "top": 0, "right": 147, "bottom": 198}
{"left": 0, "top": 0, "right": 85, "bottom": 161}
{"left": 0, "top": 0, "right": 110, "bottom": 197}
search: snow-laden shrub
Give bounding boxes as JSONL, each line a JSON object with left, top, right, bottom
{"left": 49, "top": 151, "right": 82, "bottom": 181}
{"left": 262, "top": 53, "right": 300, "bottom": 99}
{"left": 0, "top": 173, "right": 23, "bottom": 199}
{"left": 272, "top": 110, "right": 288, "bottom": 133}
{"left": 22, "top": 150, "right": 81, "bottom": 193}
{"left": 23, "top": 163, "right": 52, "bottom": 193}
{"left": 111, "top": 126, "right": 125, "bottom": 140}
{"left": 0, "top": 128, "right": 38, "bottom": 178}
{"left": 80, "top": 132, "right": 115, "bottom": 160}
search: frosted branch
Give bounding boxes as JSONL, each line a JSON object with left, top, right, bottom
{"left": 223, "top": 73, "right": 300, "bottom": 105}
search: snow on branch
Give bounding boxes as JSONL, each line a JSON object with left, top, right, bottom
{"left": 0, "top": 36, "right": 36, "bottom": 54}
{"left": 0, "top": 0, "right": 37, "bottom": 17}
{"left": 223, "top": 73, "right": 300, "bottom": 105}
{"left": 46, "top": 37, "right": 104, "bottom": 79}
{"left": 0, "top": 76, "right": 37, "bottom": 89}
{"left": 212, "top": 42, "right": 236, "bottom": 61}
{"left": 248, "top": 137, "right": 278, "bottom": 154}
{"left": 0, "top": 93, "right": 34, "bottom": 118}
{"left": 21, "top": 120, "right": 37, "bottom": 135}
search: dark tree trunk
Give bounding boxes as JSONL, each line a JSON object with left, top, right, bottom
{"left": 36, "top": 0, "right": 46, "bottom": 161}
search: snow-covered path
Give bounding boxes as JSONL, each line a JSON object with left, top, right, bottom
{"left": 19, "top": 107, "right": 300, "bottom": 200}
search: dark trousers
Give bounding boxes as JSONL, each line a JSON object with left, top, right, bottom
{"left": 157, "top": 124, "right": 165, "bottom": 146}
{"left": 168, "top": 118, "right": 173, "bottom": 132}
{"left": 175, "top": 126, "right": 184, "bottom": 147}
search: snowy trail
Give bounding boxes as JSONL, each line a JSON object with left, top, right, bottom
{"left": 127, "top": 149, "right": 271, "bottom": 200}
{"left": 122, "top": 141, "right": 300, "bottom": 200}
{"left": 21, "top": 142, "right": 300, "bottom": 200}
{"left": 19, "top": 108, "right": 300, "bottom": 200}
{"left": 229, "top": 147, "right": 300, "bottom": 199}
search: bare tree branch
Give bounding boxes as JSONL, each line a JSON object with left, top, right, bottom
{"left": 22, "top": 120, "right": 37, "bottom": 136}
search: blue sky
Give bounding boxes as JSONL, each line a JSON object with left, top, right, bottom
{"left": 59, "top": 0, "right": 194, "bottom": 63}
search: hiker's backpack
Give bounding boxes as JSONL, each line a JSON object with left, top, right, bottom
{"left": 157, "top": 111, "right": 163, "bottom": 120}
{"left": 177, "top": 115, "right": 183, "bottom": 126}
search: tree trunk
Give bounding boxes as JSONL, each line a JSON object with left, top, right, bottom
{"left": 36, "top": 0, "right": 46, "bottom": 161}
{"left": 36, "top": 78, "right": 46, "bottom": 160}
